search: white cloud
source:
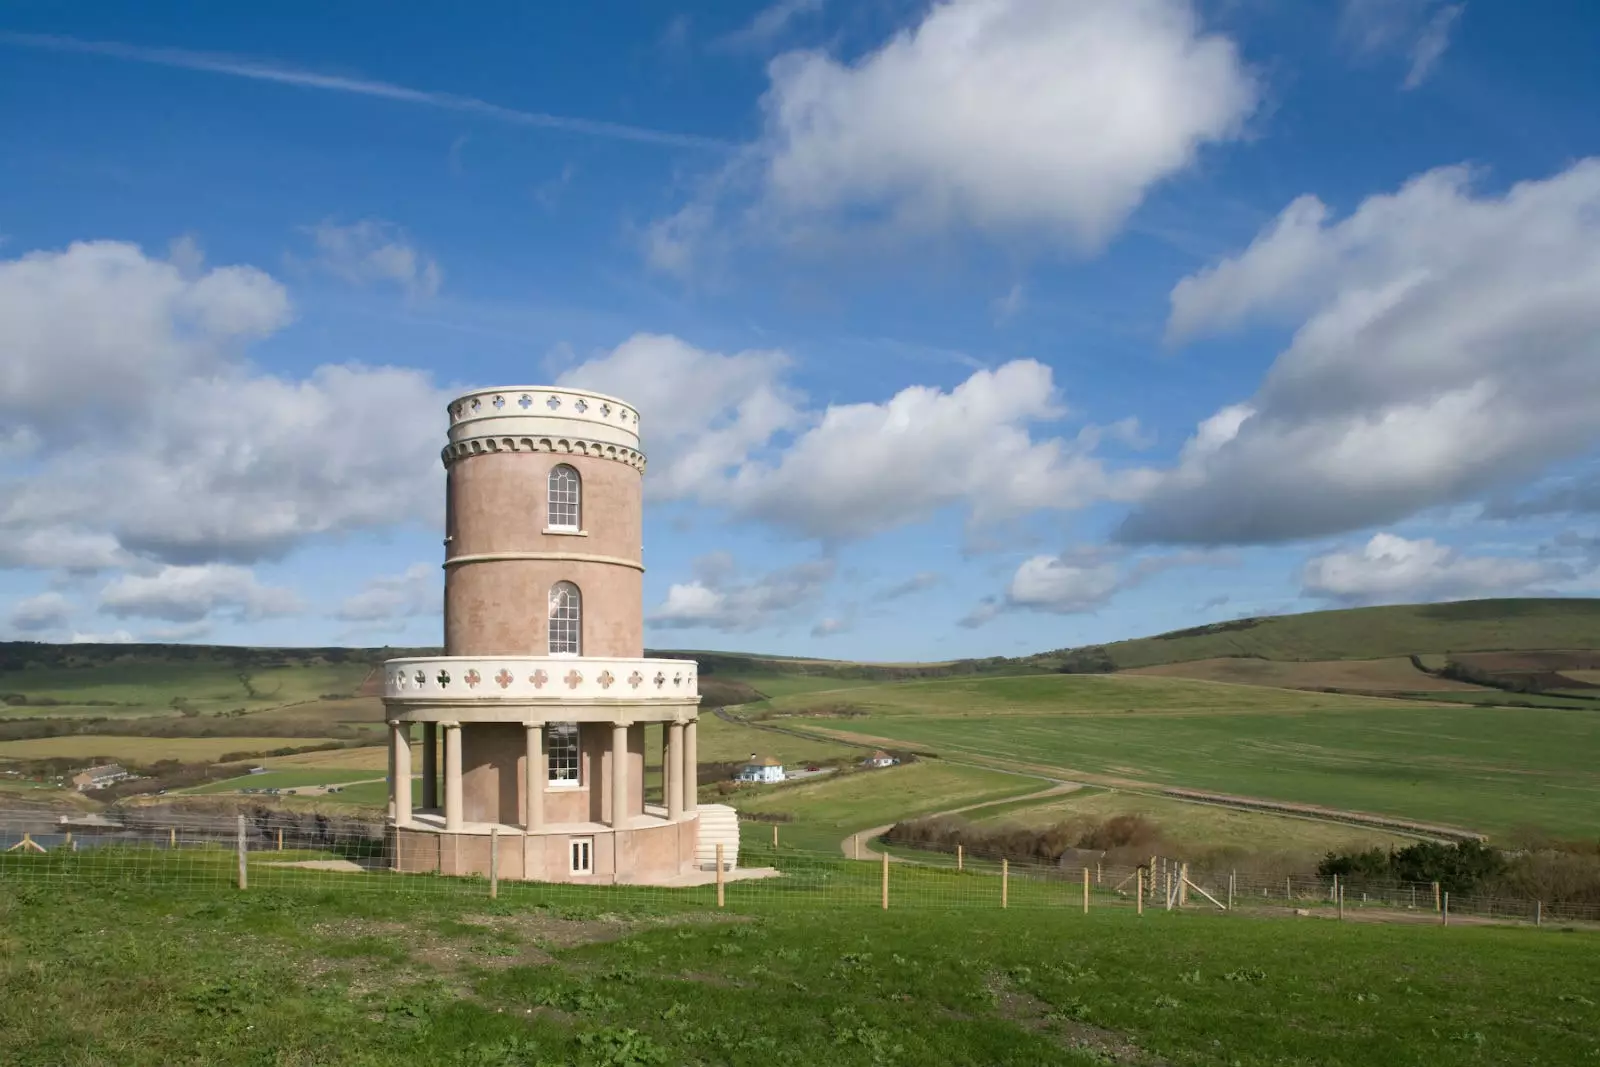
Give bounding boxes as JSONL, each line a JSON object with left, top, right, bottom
{"left": 663, "top": 0, "right": 1255, "bottom": 264}
{"left": 0, "top": 238, "right": 290, "bottom": 442}
{"left": 1123, "top": 159, "right": 1600, "bottom": 545}
{"left": 1302, "top": 533, "right": 1567, "bottom": 605}
{"left": 335, "top": 563, "right": 440, "bottom": 623}
{"left": 1338, "top": 1, "right": 1463, "bottom": 89}
{"left": 713, "top": 0, "right": 824, "bottom": 53}
{"left": 962, "top": 547, "right": 1224, "bottom": 625}
{"left": 0, "top": 236, "right": 450, "bottom": 568}
{"left": 563, "top": 335, "right": 1149, "bottom": 542}
{"left": 559, "top": 333, "right": 804, "bottom": 502}
{"left": 8, "top": 592, "right": 73, "bottom": 633}
{"left": 304, "top": 220, "right": 442, "bottom": 300}
{"left": 99, "top": 564, "right": 301, "bottom": 623}
{"left": 648, "top": 553, "right": 835, "bottom": 632}
{"left": 68, "top": 628, "right": 134, "bottom": 645}
{"left": 723, "top": 360, "right": 1151, "bottom": 540}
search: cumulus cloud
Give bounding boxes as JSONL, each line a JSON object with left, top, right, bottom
{"left": 303, "top": 219, "right": 442, "bottom": 299}
{"left": 335, "top": 563, "right": 441, "bottom": 623}
{"left": 1301, "top": 533, "right": 1568, "bottom": 605}
{"left": 0, "top": 236, "right": 449, "bottom": 570}
{"left": 960, "top": 548, "right": 1213, "bottom": 626}
{"left": 99, "top": 564, "right": 301, "bottom": 623}
{"left": 0, "top": 238, "right": 290, "bottom": 442}
{"left": 651, "top": 0, "right": 1256, "bottom": 268}
{"left": 810, "top": 615, "right": 851, "bottom": 638}
{"left": 8, "top": 592, "right": 73, "bottom": 633}
{"left": 1122, "top": 160, "right": 1600, "bottom": 546}
{"left": 565, "top": 335, "right": 1147, "bottom": 542}
{"left": 648, "top": 552, "right": 835, "bottom": 632}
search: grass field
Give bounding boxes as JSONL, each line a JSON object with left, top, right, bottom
{"left": 1038, "top": 597, "right": 1600, "bottom": 670}
{"left": 261, "top": 745, "right": 391, "bottom": 771}
{"left": 0, "top": 736, "right": 340, "bottom": 764}
{"left": 0, "top": 853, "right": 1596, "bottom": 1066}
{"left": 0, "top": 661, "right": 373, "bottom": 717}
{"left": 818, "top": 699, "right": 1600, "bottom": 838}
{"left": 1123, "top": 656, "right": 1491, "bottom": 693}
{"left": 730, "top": 761, "right": 1044, "bottom": 851}
{"left": 764, "top": 672, "right": 1416, "bottom": 718}
{"left": 972, "top": 788, "right": 1420, "bottom": 855}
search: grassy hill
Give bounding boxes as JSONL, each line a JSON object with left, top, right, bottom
{"left": 1029, "top": 598, "right": 1600, "bottom": 671}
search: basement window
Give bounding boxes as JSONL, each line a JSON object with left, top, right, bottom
{"left": 570, "top": 836, "right": 594, "bottom": 876}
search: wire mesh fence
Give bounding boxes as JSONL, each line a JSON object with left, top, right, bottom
{"left": 3, "top": 808, "right": 1594, "bottom": 928}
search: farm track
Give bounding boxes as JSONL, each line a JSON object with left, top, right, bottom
{"left": 839, "top": 779, "right": 1082, "bottom": 861}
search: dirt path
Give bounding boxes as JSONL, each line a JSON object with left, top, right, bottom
{"left": 839, "top": 780, "right": 1081, "bottom": 861}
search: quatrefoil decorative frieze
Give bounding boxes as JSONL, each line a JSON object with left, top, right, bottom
{"left": 530, "top": 669, "right": 549, "bottom": 689}
{"left": 464, "top": 669, "right": 481, "bottom": 689}
{"left": 495, "top": 669, "right": 513, "bottom": 689}
{"left": 598, "top": 670, "right": 615, "bottom": 689}
{"left": 628, "top": 671, "right": 644, "bottom": 689}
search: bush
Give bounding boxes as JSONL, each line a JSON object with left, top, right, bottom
{"left": 1318, "top": 840, "right": 1508, "bottom": 894}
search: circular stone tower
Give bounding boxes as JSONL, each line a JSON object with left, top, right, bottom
{"left": 381, "top": 386, "right": 736, "bottom": 885}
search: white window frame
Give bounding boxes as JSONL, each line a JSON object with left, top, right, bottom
{"left": 569, "top": 835, "right": 594, "bottom": 876}
{"left": 546, "top": 722, "right": 580, "bottom": 789}
{"left": 548, "top": 582, "right": 581, "bottom": 657}
{"left": 546, "top": 464, "right": 582, "bottom": 532}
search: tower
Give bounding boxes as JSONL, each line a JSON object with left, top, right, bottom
{"left": 382, "top": 386, "right": 724, "bottom": 884}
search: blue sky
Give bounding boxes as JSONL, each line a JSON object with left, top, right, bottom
{"left": 2, "top": 0, "right": 1598, "bottom": 660}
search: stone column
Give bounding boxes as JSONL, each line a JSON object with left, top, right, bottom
{"left": 443, "top": 721, "right": 464, "bottom": 831}
{"left": 667, "top": 721, "right": 684, "bottom": 821}
{"left": 390, "top": 721, "right": 412, "bottom": 825}
{"left": 683, "top": 718, "right": 698, "bottom": 814}
{"left": 524, "top": 722, "right": 544, "bottom": 832}
{"left": 386, "top": 723, "right": 396, "bottom": 820}
{"left": 610, "top": 721, "right": 630, "bottom": 829}
{"left": 421, "top": 722, "right": 437, "bottom": 810}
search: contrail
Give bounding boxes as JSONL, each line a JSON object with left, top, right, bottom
{"left": 0, "top": 31, "right": 732, "bottom": 151}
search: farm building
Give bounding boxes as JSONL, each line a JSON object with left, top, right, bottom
{"left": 381, "top": 386, "right": 737, "bottom": 884}
{"left": 735, "top": 755, "right": 786, "bottom": 784}
{"left": 862, "top": 750, "right": 899, "bottom": 768}
{"left": 71, "top": 764, "right": 131, "bottom": 791}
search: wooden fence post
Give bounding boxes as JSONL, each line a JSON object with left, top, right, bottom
{"left": 716, "top": 843, "right": 726, "bottom": 908}
{"left": 1441, "top": 892, "right": 1449, "bottom": 926}
{"left": 1227, "top": 871, "right": 1235, "bottom": 911}
{"left": 489, "top": 827, "right": 500, "bottom": 900}
{"left": 1136, "top": 868, "right": 1144, "bottom": 916}
{"left": 1082, "top": 867, "right": 1089, "bottom": 914}
{"left": 1338, "top": 885, "right": 1345, "bottom": 921}
{"left": 235, "top": 815, "right": 247, "bottom": 891}
{"left": 1536, "top": 900, "right": 1542, "bottom": 927}
{"left": 1433, "top": 882, "right": 1441, "bottom": 913}
{"left": 169, "top": 827, "right": 176, "bottom": 849}
{"left": 1285, "top": 876, "right": 1292, "bottom": 900}
{"left": 957, "top": 844, "right": 963, "bottom": 871}
{"left": 772, "top": 823, "right": 778, "bottom": 849}
{"left": 1000, "top": 859, "right": 1008, "bottom": 909}
{"left": 1096, "top": 862, "right": 1102, "bottom": 885}
{"left": 1179, "top": 864, "right": 1189, "bottom": 907}
{"left": 881, "top": 851, "right": 889, "bottom": 911}
{"left": 276, "top": 828, "right": 283, "bottom": 852}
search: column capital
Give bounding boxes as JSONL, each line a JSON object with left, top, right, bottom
{"left": 440, "top": 720, "right": 461, "bottom": 729}
{"left": 521, "top": 720, "right": 546, "bottom": 729}
{"left": 387, "top": 719, "right": 404, "bottom": 728}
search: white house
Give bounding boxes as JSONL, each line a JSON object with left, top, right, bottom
{"left": 71, "top": 763, "right": 131, "bottom": 792}
{"left": 735, "top": 755, "right": 785, "bottom": 784}
{"left": 863, "top": 750, "right": 899, "bottom": 768}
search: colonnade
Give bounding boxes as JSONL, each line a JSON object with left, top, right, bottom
{"left": 388, "top": 718, "right": 699, "bottom": 831}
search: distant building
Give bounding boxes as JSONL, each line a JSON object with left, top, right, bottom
{"left": 248, "top": 766, "right": 268, "bottom": 775}
{"left": 735, "top": 755, "right": 785, "bottom": 784}
{"left": 71, "top": 764, "right": 131, "bottom": 792}
{"left": 863, "top": 750, "right": 899, "bottom": 769}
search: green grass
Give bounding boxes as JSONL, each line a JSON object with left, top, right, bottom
{"left": 822, "top": 702, "right": 1600, "bottom": 838}
{"left": 731, "top": 761, "right": 1045, "bottom": 851}
{"left": 1042, "top": 597, "right": 1600, "bottom": 670}
{"left": 0, "top": 661, "right": 373, "bottom": 717}
{"left": 765, "top": 672, "right": 1415, "bottom": 717}
{"left": 0, "top": 735, "right": 343, "bottom": 764}
{"left": 1, "top": 854, "right": 1597, "bottom": 1065}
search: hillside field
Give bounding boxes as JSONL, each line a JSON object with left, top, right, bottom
{"left": 1123, "top": 656, "right": 1491, "bottom": 693}
{"left": 770, "top": 673, "right": 1600, "bottom": 838}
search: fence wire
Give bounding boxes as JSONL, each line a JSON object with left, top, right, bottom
{"left": 2, "top": 809, "right": 1593, "bottom": 927}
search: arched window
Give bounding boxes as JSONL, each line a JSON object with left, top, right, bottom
{"left": 548, "top": 464, "right": 581, "bottom": 531}
{"left": 548, "top": 581, "right": 581, "bottom": 655}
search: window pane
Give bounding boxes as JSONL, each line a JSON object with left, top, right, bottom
{"left": 548, "top": 465, "right": 580, "bottom": 529}
{"left": 548, "top": 582, "right": 581, "bottom": 655}
{"left": 547, "top": 722, "right": 579, "bottom": 784}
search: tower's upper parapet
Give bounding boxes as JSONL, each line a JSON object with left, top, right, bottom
{"left": 444, "top": 386, "right": 643, "bottom": 469}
